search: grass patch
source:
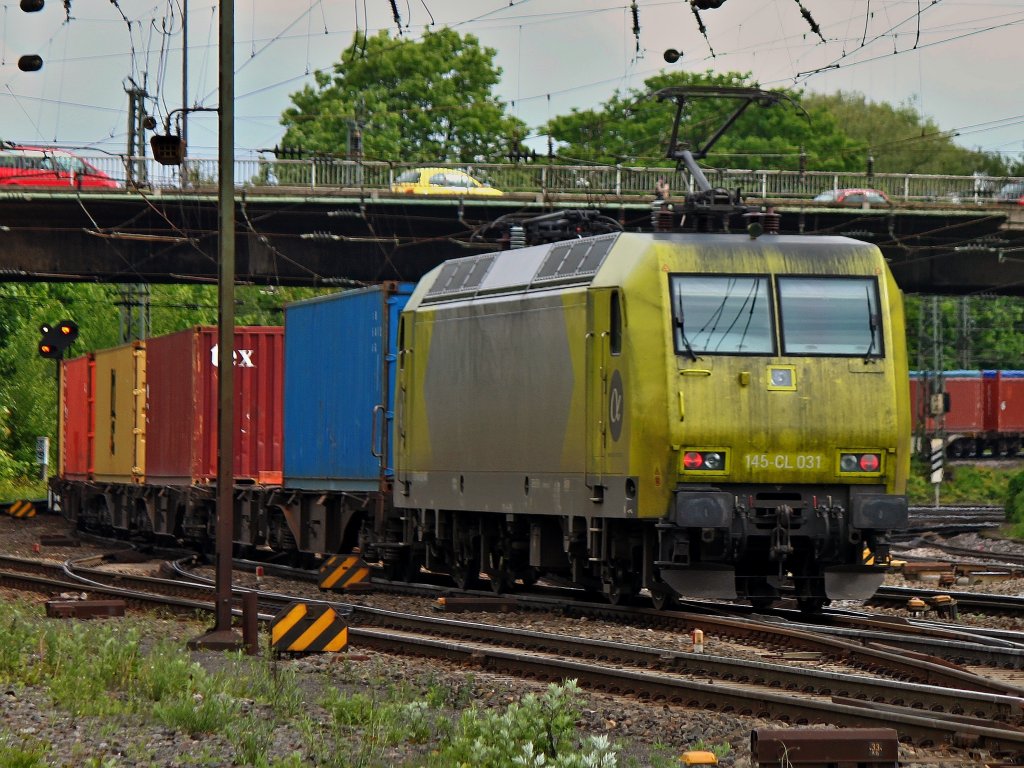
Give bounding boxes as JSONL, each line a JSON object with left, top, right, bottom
{"left": 0, "top": 733, "right": 49, "bottom": 768}
{"left": 0, "top": 477, "right": 48, "bottom": 504}
{"left": 1, "top": 599, "right": 688, "bottom": 766}
{"left": 907, "top": 460, "right": 1014, "bottom": 506}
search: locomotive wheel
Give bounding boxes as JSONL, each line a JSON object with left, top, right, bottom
{"left": 796, "top": 595, "right": 826, "bottom": 613}
{"left": 450, "top": 558, "right": 482, "bottom": 590}
{"left": 795, "top": 577, "right": 827, "bottom": 614}
{"left": 747, "top": 578, "right": 778, "bottom": 611}
{"left": 649, "top": 584, "right": 674, "bottom": 610}
{"left": 518, "top": 567, "right": 539, "bottom": 588}
{"left": 749, "top": 595, "right": 775, "bottom": 611}
{"left": 485, "top": 561, "right": 513, "bottom": 594}
{"left": 605, "top": 566, "right": 638, "bottom": 605}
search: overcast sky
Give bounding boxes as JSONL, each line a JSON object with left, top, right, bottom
{"left": 1, "top": 0, "right": 1022, "bottom": 167}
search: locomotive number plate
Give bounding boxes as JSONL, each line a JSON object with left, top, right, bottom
{"left": 744, "top": 452, "right": 823, "bottom": 470}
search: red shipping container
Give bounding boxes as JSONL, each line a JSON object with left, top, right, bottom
{"left": 939, "top": 374, "right": 985, "bottom": 433}
{"left": 984, "top": 371, "right": 1024, "bottom": 433}
{"left": 145, "top": 326, "right": 283, "bottom": 485}
{"left": 911, "top": 373, "right": 984, "bottom": 434}
{"left": 60, "top": 354, "right": 94, "bottom": 480}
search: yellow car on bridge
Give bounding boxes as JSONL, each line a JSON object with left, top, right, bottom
{"left": 391, "top": 167, "right": 503, "bottom": 197}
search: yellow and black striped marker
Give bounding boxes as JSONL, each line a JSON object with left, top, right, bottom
{"left": 270, "top": 602, "right": 348, "bottom": 654}
{"left": 7, "top": 500, "right": 36, "bottom": 519}
{"left": 318, "top": 554, "right": 371, "bottom": 591}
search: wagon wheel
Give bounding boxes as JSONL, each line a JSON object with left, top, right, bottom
{"left": 382, "top": 550, "right": 418, "bottom": 583}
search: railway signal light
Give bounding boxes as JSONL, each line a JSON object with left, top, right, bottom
{"left": 19, "top": 0, "right": 45, "bottom": 72}
{"left": 38, "top": 320, "right": 78, "bottom": 359}
{"left": 18, "top": 55, "right": 43, "bottom": 72}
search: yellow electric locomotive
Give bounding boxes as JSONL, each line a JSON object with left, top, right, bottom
{"left": 389, "top": 229, "right": 909, "bottom": 611}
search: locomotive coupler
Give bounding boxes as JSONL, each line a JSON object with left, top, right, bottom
{"left": 769, "top": 504, "right": 794, "bottom": 561}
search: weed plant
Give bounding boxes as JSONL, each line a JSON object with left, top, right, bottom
{"left": 0, "top": 598, "right": 729, "bottom": 767}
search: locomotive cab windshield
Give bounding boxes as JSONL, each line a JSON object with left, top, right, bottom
{"left": 669, "top": 274, "right": 885, "bottom": 358}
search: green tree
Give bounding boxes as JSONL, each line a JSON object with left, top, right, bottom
{"left": 280, "top": 28, "right": 527, "bottom": 164}
{"left": 905, "top": 295, "right": 1024, "bottom": 372}
{"left": 546, "top": 69, "right": 861, "bottom": 171}
{"left": 802, "top": 92, "right": 1017, "bottom": 177}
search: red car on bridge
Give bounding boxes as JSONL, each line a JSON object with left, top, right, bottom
{"left": 0, "top": 144, "right": 119, "bottom": 189}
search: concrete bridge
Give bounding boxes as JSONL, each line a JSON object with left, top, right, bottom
{"left": 1, "top": 158, "right": 1022, "bottom": 293}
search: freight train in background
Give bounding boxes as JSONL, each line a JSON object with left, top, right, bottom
{"left": 49, "top": 86, "right": 912, "bottom": 612}
{"left": 910, "top": 370, "right": 1024, "bottom": 459}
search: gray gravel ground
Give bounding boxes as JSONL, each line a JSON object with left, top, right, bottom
{"left": 0, "top": 512, "right": 1011, "bottom": 766}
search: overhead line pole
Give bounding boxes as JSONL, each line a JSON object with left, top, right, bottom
{"left": 182, "top": 0, "right": 188, "bottom": 162}
{"left": 190, "top": 0, "right": 239, "bottom": 650}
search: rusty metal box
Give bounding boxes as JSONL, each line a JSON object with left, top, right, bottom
{"left": 751, "top": 728, "right": 898, "bottom": 766}
{"left": 145, "top": 326, "right": 283, "bottom": 485}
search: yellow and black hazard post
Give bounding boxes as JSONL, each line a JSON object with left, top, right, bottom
{"left": 270, "top": 602, "right": 348, "bottom": 655}
{"left": 7, "top": 500, "right": 36, "bottom": 519}
{"left": 318, "top": 554, "right": 372, "bottom": 592}
{"left": 861, "top": 545, "right": 874, "bottom": 566}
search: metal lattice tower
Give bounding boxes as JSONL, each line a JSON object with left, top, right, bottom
{"left": 117, "top": 284, "right": 151, "bottom": 342}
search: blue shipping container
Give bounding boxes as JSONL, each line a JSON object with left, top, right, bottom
{"left": 284, "top": 282, "right": 413, "bottom": 490}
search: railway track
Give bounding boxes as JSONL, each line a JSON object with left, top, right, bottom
{"left": 904, "top": 505, "right": 1005, "bottom": 536}
{"left": 6, "top": 552, "right": 1024, "bottom": 758}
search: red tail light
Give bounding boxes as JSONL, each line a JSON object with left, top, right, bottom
{"left": 683, "top": 452, "right": 704, "bottom": 469}
{"left": 859, "top": 454, "right": 880, "bottom": 472}
{"left": 839, "top": 452, "right": 881, "bottom": 473}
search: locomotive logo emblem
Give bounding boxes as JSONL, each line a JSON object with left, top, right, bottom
{"left": 609, "top": 369, "right": 624, "bottom": 442}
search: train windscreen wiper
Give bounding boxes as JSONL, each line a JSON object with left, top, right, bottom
{"left": 675, "top": 290, "right": 698, "bottom": 361}
{"left": 863, "top": 285, "right": 879, "bottom": 360}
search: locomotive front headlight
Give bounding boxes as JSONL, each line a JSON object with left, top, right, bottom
{"left": 840, "top": 453, "right": 860, "bottom": 472}
{"left": 703, "top": 452, "right": 724, "bottom": 471}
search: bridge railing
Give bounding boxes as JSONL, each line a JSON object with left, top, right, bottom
{"left": 75, "top": 154, "right": 1023, "bottom": 204}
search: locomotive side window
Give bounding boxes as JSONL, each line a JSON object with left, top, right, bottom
{"left": 777, "top": 276, "right": 883, "bottom": 357}
{"left": 669, "top": 275, "right": 774, "bottom": 355}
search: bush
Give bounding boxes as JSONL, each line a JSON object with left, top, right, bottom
{"left": 427, "top": 679, "right": 620, "bottom": 768}
{"left": 1006, "top": 470, "right": 1024, "bottom": 523}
